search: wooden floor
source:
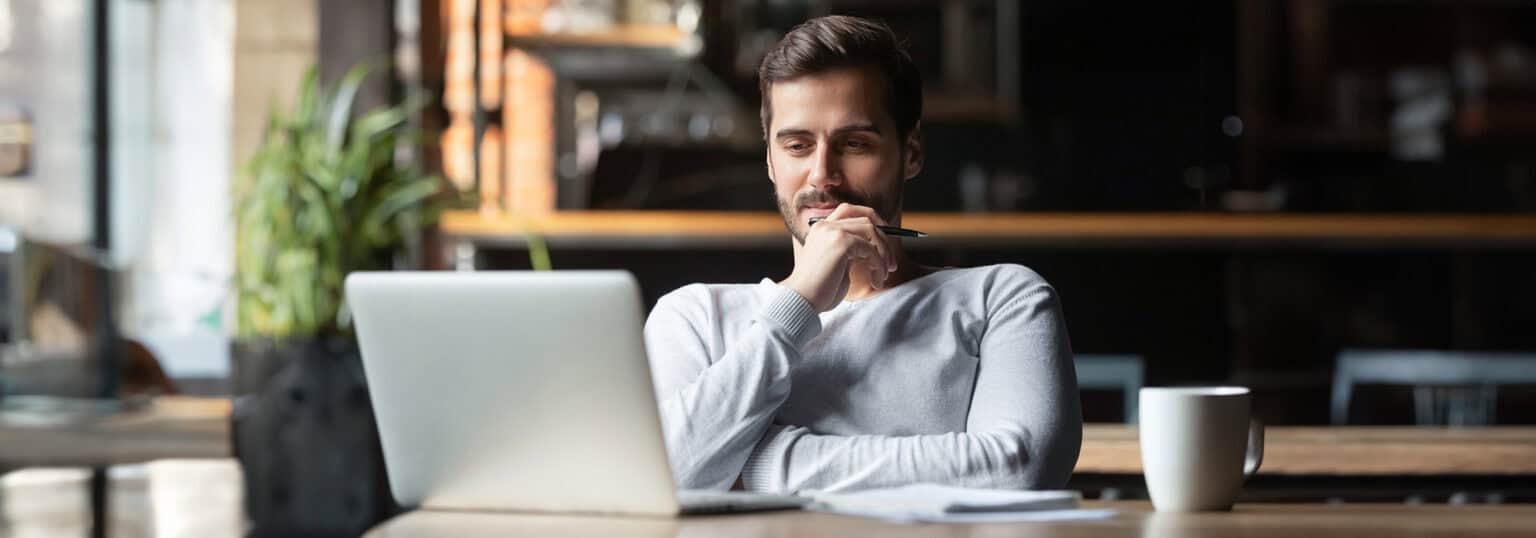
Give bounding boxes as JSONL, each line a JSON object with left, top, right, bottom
{"left": 0, "top": 460, "right": 243, "bottom": 538}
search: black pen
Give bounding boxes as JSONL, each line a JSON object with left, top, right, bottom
{"left": 808, "top": 217, "right": 928, "bottom": 238}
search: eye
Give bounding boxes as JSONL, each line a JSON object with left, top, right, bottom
{"left": 785, "top": 142, "right": 811, "bottom": 155}
{"left": 844, "top": 139, "right": 870, "bottom": 152}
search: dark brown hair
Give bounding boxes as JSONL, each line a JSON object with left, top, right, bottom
{"left": 758, "top": 15, "right": 923, "bottom": 140}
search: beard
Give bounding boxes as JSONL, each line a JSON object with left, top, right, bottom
{"left": 776, "top": 180, "right": 902, "bottom": 244}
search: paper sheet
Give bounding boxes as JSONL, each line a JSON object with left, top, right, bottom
{"left": 805, "top": 484, "right": 1116, "bottom": 523}
{"left": 809, "top": 505, "right": 1118, "bottom": 524}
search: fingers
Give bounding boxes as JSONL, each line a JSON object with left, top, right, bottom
{"left": 823, "top": 204, "right": 896, "bottom": 268}
{"left": 825, "top": 203, "right": 888, "bottom": 225}
{"left": 808, "top": 217, "right": 895, "bottom": 276}
{"left": 824, "top": 202, "right": 860, "bottom": 221}
{"left": 841, "top": 234, "right": 890, "bottom": 288}
{"left": 837, "top": 221, "right": 895, "bottom": 276}
{"left": 807, "top": 203, "right": 899, "bottom": 290}
{"left": 829, "top": 219, "right": 897, "bottom": 273}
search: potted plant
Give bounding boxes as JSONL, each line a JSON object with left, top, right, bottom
{"left": 231, "top": 63, "right": 447, "bottom": 537}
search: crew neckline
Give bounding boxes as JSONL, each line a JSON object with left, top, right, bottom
{"left": 761, "top": 266, "right": 959, "bottom": 312}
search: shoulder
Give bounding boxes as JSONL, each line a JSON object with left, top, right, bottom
{"left": 942, "top": 264, "right": 1059, "bottom": 316}
{"left": 653, "top": 283, "right": 713, "bottom": 310}
{"left": 941, "top": 264, "right": 1053, "bottom": 295}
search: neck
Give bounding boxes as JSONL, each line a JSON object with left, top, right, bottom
{"left": 849, "top": 245, "right": 927, "bottom": 301}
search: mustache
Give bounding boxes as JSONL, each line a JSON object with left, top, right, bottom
{"left": 796, "top": 189, "right": 868, "bottom": 209}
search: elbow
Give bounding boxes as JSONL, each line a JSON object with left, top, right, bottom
{"left": 664, "top": 423, "right": 773, "bottom": 491}
{"left": 982, "top": 424, "right": 1080, "bottom": 490}
{"left": 1029, "top": 418, "right": 1082, "bottom": 489}
{"left": 659, "top": 426, "right": 735, "bottom": 491}
{"left": 992, "top": 432, "right": 1037, "bottom": 490}
{"left": 960, "top": 430, "right": 1033, "bottom": 490}
{"left": 669, "top": 455, "right": 736, "bottom": 491}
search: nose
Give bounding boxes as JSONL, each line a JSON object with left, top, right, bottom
{"left": 806, "top": 143, "right": 842, "bottom": 190}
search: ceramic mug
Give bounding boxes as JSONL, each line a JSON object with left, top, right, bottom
{"left": 1139, "top": 386, "right": 1265, "bottom": 512}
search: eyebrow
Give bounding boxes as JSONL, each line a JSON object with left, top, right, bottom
{"left": 773, "top": 123, "right": 883, "bottom": 142}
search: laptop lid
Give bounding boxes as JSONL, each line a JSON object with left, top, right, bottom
{"left": 345, "top": 270, "right": 681, "bottom": 515}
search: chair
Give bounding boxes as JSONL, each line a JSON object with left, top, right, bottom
{"left": 1331, "top": 349, "right": 1536, "bottom": 426}
{"left": 1074, "top": 354, "right": 1145, "bottom": 424}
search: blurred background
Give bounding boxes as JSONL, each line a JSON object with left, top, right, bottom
{"left": 2, "top": 0, "right": 1536, "bottom": 536}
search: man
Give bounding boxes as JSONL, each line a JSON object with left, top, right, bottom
{"left": 643, "top": 15, "right": 1081, "bottom": 494}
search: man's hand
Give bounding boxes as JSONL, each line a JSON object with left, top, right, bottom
{"left": 781, "top": 203, "right": 898, "bottom": 312}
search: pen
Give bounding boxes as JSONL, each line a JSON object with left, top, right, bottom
{"left": 808, "top": 217, "right": 928, "bottom": 238}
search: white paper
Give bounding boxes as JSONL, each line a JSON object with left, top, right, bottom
{"left": 807, "top": 484, "right": 1110, "bottom": 523}
{"left": 809, "top": 505, "right": 1118, "bottom": 524}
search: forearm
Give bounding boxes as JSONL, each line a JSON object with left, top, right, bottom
{"left": 647, "top": 284, "right": 822, "bottom": 490}
{"left": 741, "top": 421, "right": 1079, "bottom": 494}
{"left": 654, "top": 327, "right": 796, "bottom": 490}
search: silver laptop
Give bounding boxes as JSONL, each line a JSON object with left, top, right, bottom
{"left": 345, "top": 270, "right": 807, "bottom": 516}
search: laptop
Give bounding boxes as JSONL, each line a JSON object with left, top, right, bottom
{"left": 345, "top": 270, "right": 808, "bottom": 516}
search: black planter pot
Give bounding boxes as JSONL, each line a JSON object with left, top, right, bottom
{"left": 231, "top": 337, "right": 397, "bottom": 537}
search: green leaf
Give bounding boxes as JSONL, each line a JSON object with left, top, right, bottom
{"left": 234, "top": 60, "right": 448, "bottom": 339}
{"left": 351, "top": 106, "right": 410, "bottom": 144}
{"left": 293, "top": 67, "right": 321, "bottom": 128}
{"left": 326, "top": 62, "right": 377, "bottom": 156}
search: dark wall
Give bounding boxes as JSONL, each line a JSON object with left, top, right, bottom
{"left": 1015, "top": 1, "right": 1238, "bottom": 211}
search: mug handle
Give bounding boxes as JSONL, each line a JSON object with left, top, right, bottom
{"left": 1243, "top": 418, "right": 1266, "bottom": 479}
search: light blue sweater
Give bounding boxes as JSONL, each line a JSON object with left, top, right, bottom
{"left": 642, "top": 264, "right": 1082, "bottom": 494}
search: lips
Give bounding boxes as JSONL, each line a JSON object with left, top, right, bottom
{"left": 802, "top": 207, "right": 836, "bottom": 220}
{"left": 797, "top": 190, "right": 855, "bottom": 221}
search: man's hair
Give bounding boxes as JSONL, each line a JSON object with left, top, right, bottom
{"left": 758, "top": 15, "right": 923, "bottom": 141}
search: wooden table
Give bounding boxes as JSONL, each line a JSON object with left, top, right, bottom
{"left": 1073, "top": 424, "right": 1536, "bottom": 502}
{"left": 0, "top": 396, "right": 230, "bottom": 467}
{"left": 366, "top": 501, "right": 1536, "bottom": 537}
{"left": 1077, "top": 424, "right": 1536, "bottom": 475}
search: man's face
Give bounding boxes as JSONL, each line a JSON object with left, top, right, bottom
{"left": 765, "top": 66, "right": 922, "bottom": 243}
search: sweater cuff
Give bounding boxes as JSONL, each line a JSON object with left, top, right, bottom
{"left": 755, "top": 283, "right": 822, "bottom": 346}
{"left": 740, "top": 425, "right": 803, "bottom": 493}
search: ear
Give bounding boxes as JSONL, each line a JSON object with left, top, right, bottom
{"left": 902, "top": 121, "right": 924, "bottom": 181}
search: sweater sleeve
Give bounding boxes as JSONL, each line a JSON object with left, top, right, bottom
{"left": 643, "top": 282, "right": 823, "bottom": 490}
{"left": 740, "top": 268, "right": 1082, "bottom": 493}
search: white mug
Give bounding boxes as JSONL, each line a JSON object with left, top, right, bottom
{"left": 1138, "top": 387, "right": 1265, "bottom": 512}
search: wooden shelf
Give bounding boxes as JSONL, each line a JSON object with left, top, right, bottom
{"left": 505, "top": 25, "right": 688, "bottom": 49}
{"left": 924, "top": 93, "right": 1019, "bottom": 123}
{"left": 441, "top": 210, "right": 1536, "bottom": 249}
